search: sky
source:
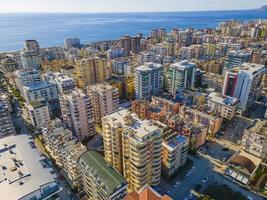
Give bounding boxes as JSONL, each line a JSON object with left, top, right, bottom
{"left": 0, "top": 0, "right": 266, "bottom": 13}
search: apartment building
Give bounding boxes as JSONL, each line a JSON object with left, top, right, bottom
{"left": 42, "top": 120, "right": 87, "bottom": 187}
{"left": 222, "top": 63, "right": 265, "bottom": 113}
{"left": 167, "top": 60, "right": 196, "bottom": 95}
{"left": 242, "top": 119, "right": 267, "bottom": 160}
{"left": 14, "top": 69, "right": 42, "bottom": 89}
{"left": 179, "top": 105, "right": 223, "bottom": 137}
{"left": 0, "top": 94, "right": 15, "bottom": 138}
{"left": 25, "top": 100, "right": 51, "bottom": 129}
{"left": 21, "top": 81, "right": 59, "bottom": 102}
{"left": 102, "top": 109, "right": 163, "bottom": 191}
{"left": 162, "top": 131, "right": 189, "bottom": 177}
{"left": 75, "top": 57, "right": 108, "bottom": 88}
{"left": 44, "top": 72, "right": 75, "bottom": 93}
{"left": 207, "top": 92, "right": 239, "bottom": 120}
{"left": 78, "top": 151, "right": 128, "bottom": 200}
{"left": 60, "top": 89, "right": 95, "bottom": 141}
{"left": 135, "top": 62, "right": 163, "bottom": 100}
{"left": 87, "top": 83, "right": 119, "bottom": 125}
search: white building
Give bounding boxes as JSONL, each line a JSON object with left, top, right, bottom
{"left": 87, "top": 83, "right": 119, "bottom": 125}
{"left": 15, "top": 70, "right": 42, "bottom": 88}
{"left": 233, "top": 63, "right": 264, "bottom": 112}
{"left": 167, "top": 60, "right": 196, "bottom": 95}
{"left": 44, "top": 72, "right": 75, "bottom": 93}
{"left": 207, "top": 92, "right": 239, "bottom": 120}
{"left": 0, "top": 94, "right": 15, "bottom": 138}
{"left": 25, "top": 100, "right": 51, "bottom": 129}
{"left": 60, "top": 89, "right": 95, "bottom": 141}
{"left": 21, "top": 50, "right": 40, "bottom": 70}
{"left": 135, "top": 62, "right": 164, "bottom": 100}
{"left": 22, "top": 81, "right": 59, "bottom": 102}
{"left": 242, "top": 119, "right": 267, "bottom": 160}
{"left": 0, "top": 134, "right": 62, "bottom": 200}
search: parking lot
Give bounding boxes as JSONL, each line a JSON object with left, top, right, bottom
{"left": 159, "top": 154, "right": 263, "bottom": 200}
{"left": 219, "top": 116, "right": 252, "bottom": 144}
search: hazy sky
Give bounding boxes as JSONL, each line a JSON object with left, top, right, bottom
{"left": 0, "top": 0, "right": 266, "bottom": 13}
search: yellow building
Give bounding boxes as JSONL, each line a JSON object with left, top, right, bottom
{"left": 75, "top": 57, "right": 107, "bottom": 88}
{"left": 125, "top": 76, "right": 135, "bottom": 100}
{"left": 102, "top": 109, "right": 163, "bottom": 191}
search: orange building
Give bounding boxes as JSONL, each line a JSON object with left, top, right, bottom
{"left": 124, "top": 185, "right": 172, "bottom": 200}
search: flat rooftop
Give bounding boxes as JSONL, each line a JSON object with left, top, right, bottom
{"left": 0, "top": 134, "right": 59, "bottom": 200}
{"left": 79, "top": 151, "right": 127, "bottom": 197}
{"left": 163, "top": 135, "right": 188, "bottom": 150}
{"left": 104, "top": 109, "right": 161, "bottom": 140}
{"left": 208, "top": 92, "right": 239, "bottom": 106}
{"left": 170, "top": 60, "right": 196, "bottom": 70}
{"left": 135, "top": 62, "right": 162, "bottom": 72}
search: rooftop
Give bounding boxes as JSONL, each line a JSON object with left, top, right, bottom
{"left": 79, "top": 151, "right": 127, "bottom": 197}
{"left": 208, "top": 92, "right": 239, "bottom": 106}
{"left": 23, "top": 81, "right": 57, "bottom": 91}
{"left": 104, "top": 109, "right": 161, "bottom": 140}
{"left": 0, "top": 134, "right": 60, "bottom": 200}
{"left": 125, "top": 185, "right": 172, "bottom": 200}
{"left": 135, "top": 62, "right": 163, "bottom": 72}
{"left": 164, "top": 135, "right": 188, "bottom": 150}
{"left": 246, "top": 119, "right": 267, "bottom": 137}
{"left": 170, "top": 60, "right": 196, "bottom": 70}
{"left": 230, "top": 62, "right": 265, "bottom": 75}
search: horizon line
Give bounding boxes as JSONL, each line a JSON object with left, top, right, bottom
{"left": 0, "top": 7, "right": 260, "bottom": 14}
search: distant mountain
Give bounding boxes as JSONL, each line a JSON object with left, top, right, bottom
{"left": 258, "top": 5, "right": 267, "bottom": 11}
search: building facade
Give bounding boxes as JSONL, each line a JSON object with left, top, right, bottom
{"left": 60, "top": 89, "right": 95, "bottom": 141}
{"left": 87, "top": 83, "right": 119, "bottom": 125}
{"left": 102, "top": 109, "right": 163, "bottom": 191}
{"left": 78, "top": 151, "right": 128, "bottom": 200}
{"left": 135, "top": 62, "right": 164, "bottom": 100}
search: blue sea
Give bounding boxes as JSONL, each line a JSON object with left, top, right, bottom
{"left": 0, "top": 10, "right": 267, "bottom": 52}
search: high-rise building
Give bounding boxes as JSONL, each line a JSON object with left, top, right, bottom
{"left": 135, "top": 62, "right": 164, "bottom": 100}
{"left": 224, "top": 50, "right": 251, "bottom": 69}
{"left": 120, "top": 35, "right": 132, "bottom": 56}
{"left": 25, "top": 100, "right": 51, "bottom": 129}
{"left": 222, "top": 63, "right": 265, "bottom": 112}
{"left": 21, "top": 81, "right": 59, "bottom": 102}
{"left": 14, "top": 69, "right": 42, "bottom": 89}
{"left": 60, "top": 89, "right": 95, "bottom": 141}
{"left": 167, "top": 60, "right": 196, "bottom": 95}
{"left": 78, "top": 151, "right": 128, "bottom": 200}
{"left": 112, "top": 59, "right": 130, "bottom": 75}
{"left": 102, "top": 109, "right": 163, "bottom": 191}
{"left": 21, "top": 51, "right": 41, "bottom": 70}
{"left": 0, "top": 94, "right": 15, "bottom": 138}
{"left": 242, "top": 119, "right": 267, "bottom": 160}
{"left": 75, "top": 57, "right": 107, "bottom": 88}
{"left": 24, "top": 40, "right": 40, "bottom": 53}
{"left": 44, "top": 72, "right": 75, "bottom": 93}
{"left": 21, "top": 40, "right": 41, "bottom": 70}
{"left": 64, "top": 38, "right": 81, "bottom": 48}
{"left": 87, "top": 83, "right": 119, "bottom": 125}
